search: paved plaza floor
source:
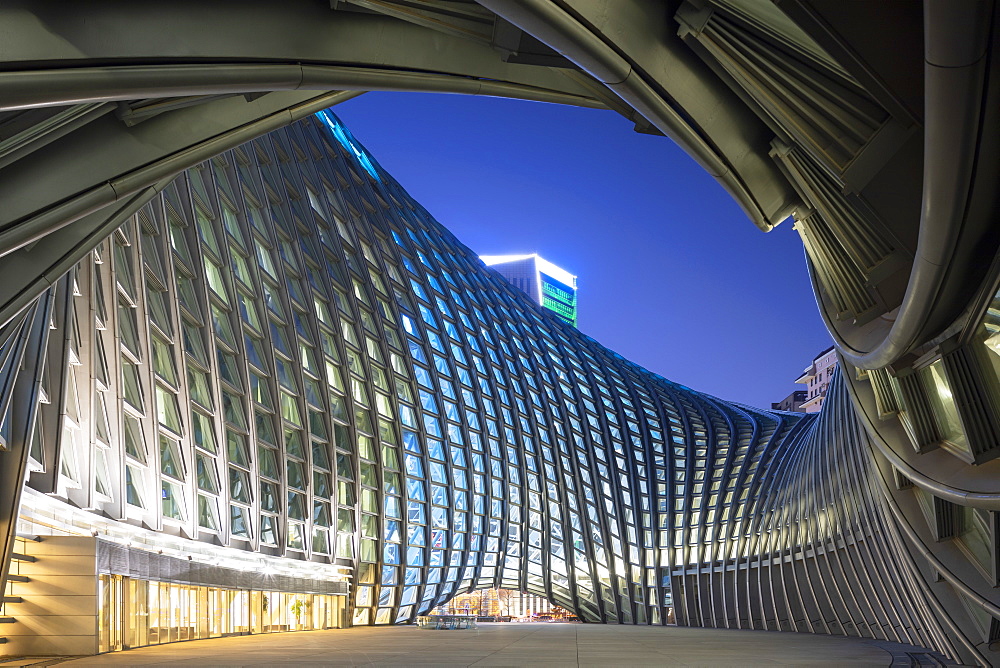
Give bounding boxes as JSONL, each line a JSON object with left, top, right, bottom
{"left": 46, "top": 622, "right": 944, "bottom": 667}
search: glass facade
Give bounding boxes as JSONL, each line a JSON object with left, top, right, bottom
{"left": 98, "top": 575, "right": 344, "bottom": 652}
{"left": 0, "top": 107, "right": 988, "bottom": 664}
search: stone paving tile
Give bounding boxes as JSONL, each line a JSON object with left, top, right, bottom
{"left": 471, "top": 663, "right": 579, "bottom": 668}
{"left": 52, "top": 622, "right": 913, "bottom": 667}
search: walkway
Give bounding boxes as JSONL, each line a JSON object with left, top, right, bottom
{"left": 57, "top": 623, "right": 933, "bottom": 667}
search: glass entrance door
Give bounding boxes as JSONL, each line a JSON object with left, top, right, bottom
{"left": 98, "top": 574, "right": 125, "bottom": 653}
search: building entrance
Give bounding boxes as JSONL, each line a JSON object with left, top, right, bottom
{"left": 97, "top": 575, "right": 347, "bottom": 653}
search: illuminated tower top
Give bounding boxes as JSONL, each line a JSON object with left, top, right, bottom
{"left": 480, "top": 254, "right": 578, "bottom": 328}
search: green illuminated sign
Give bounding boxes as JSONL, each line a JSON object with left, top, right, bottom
{"left": 541, "top": 274, "right": 577, "bottom": 327}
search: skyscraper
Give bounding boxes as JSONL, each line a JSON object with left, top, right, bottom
{"left": 481, "top": 254, "right": 578, "bottom": 327}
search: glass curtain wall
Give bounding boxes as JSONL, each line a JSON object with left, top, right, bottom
{"left": 98, "top": 574, "right": 345, "bottom": 653}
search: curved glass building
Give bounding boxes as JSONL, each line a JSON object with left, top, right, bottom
{"left": 2, "top": 1, "right": 1000, "bottom": 664}
{"left": 0, "top": 110, "right": 979, "bottom": 661}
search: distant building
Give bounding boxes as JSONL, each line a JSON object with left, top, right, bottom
{"left": 481, "top": 254, "right": 578, "bottom": 327}
{"left": 796, "top": 346, "right": 838, "bottom": 413}
{"left": 772, "top": 390, "right": 807, "bottom": 412}
{"left": 505, "top": 591, "right": 556, "bottom": 618}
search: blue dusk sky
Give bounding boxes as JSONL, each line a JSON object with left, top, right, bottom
{"left": 334, "top": 92, "right": 833, "bottom": 410}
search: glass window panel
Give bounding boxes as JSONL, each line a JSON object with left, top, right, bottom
{"left": 337, "top": 509, "right": 355, "bottom": 535}
{"left": 227, "top": 430, "right": 250, "bottom": 468}
{"left": 156, "top": 386, "right": 182, "bottom": 435}
{"left": 161, "top": 480, "right": 186, "bottom": 521}
{"left": 176, "top": 274, "right": 201, "bottom": 320}
{"left": 198, "top": 494, "right": 219, "bottom": 530}
{"left": 146, "top": 281, "right": 173, "bottom": 335}
{"left": 122, "top": 358, "right": 144, "bottom": 411}
{"left": 361, "top": 489, "right": 378, "bottom": 513}
{"left": 160, "top": 434, "right": 184, "bottom": 480}
{"left": 125, "top": 465, "right": 146, "bottom": 508}
{"left": 238, "top": 291, "right": 262, "bottom": 331}
{"left": 230, "top": 249, "right": 252, "bottom": 287}
{"left": 261, "top": 514, "right": 278, "bottom": 545}
{"left": 256, "top": 410, "right": 277, "bottom": 446}
{"left": 959, "top": 505, "right": 993, "bottom": 575}
{"left": 217, "top": 350, "right": 242, "bottom": 389}
{"left": 222, "top": 391, "right": 247, "bottom": 430}
{"left": 921, "top": 360, "right": 970, "bottom": 457}
{"left": 314, "top": 471, "right": 332, "bottom": 498}
{"left": 288, "top": 491, "right": 307, "bottom": 521}
{"left": 191, "top": 410, "right": 217, "bottom": 453}
{"left": 313, "top": 439, "right": 331, "bottom": 470}
{"left": 360, "top": 462, "right": 376, "bottom": 487}
{"left": 230, "top": 504, "right": 251, "bottom": 538}
{"left": 314, "top": 500, "right": 332, "bottom": 526}
{"left": 261, "top": 281, "right": 284, "bottom": 321}
{"left": 229, "top": 467, "right": 251, "bottom": 503}
{"left": 305, "top": 380, "right": 324, "bottom": 410}
{"left": 338, "top": 481, "right": 356, "bottom": 507}
{"left": 118, "top": 298, "right": 141, "bottom": 356}
{"left": 124, "top": 413, "right": 147, "bottom": 462}
{"left": 281, "top": 391, "right": 302, "bottom": 426}
{"left": 182, "top": 320, "right": 209, "bottom": 367}
{"left": 193, "top": 203, "right": 218, "bottom": 250}
{"left": 382, "top": 446, "right": 399, "bottom": 471}
{"left": 195, "top": 452, "right": 218, "bottom": 492}
{"left": 312, "top": 527, "right": 330, "bottom": 554}
{"left": 287, "top": 522, "right": 306, "bottom": 550}
{"left": 204, "top": 257, "right": 229, "bottom": 303}
{"left": 260, "top": 481, "right": 280, "bottom": 512}
{"left": 245, "top": 334, "right": 267, "bottom": 372}
{"left": 270, "top": 321, "right": 292, "bottom": 357}
{"left": 275, "top": 357, "right": 298, "bottom": 391}
{"left": 151, "top": 336, "right": 178, "bottom": 386}
{"left": 287, "top": 460, "right": 307, "bottom": 490}
{"left": 258, "top": 446, "right": 279, "bottom": 479}
{"left": 188, "top": 367, "right": 214, "bottom": 410}
{"left": 285, "top": 428, "right": 305, "bottom": 459}
{"left": 211, "top": 306, "right": 237, "bottom": 349}
{"left": 333, "top": 423, "right": 352, "bottom": 453}
{"left": 250, "top": 372, "right": 273, "bottom": 409}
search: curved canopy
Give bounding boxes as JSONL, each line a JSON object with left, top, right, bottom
{"left": 0, "top": 0, "right": 998, "bottom": 370}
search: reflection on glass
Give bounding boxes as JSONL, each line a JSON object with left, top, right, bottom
{"left": 98, "top": 575, "right": 345, "bottom": 653}
{"left": 921, "top": 360, "right": 970, "bottom": 458}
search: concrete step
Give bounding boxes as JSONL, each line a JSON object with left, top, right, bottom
{"left": 9, "top": 553, "right": 35, "bottom": 563}
{"left": 5, "top": 575, "right": 28, "bottom": 584}
{"left": 14, "top": 534, "right": 40, "bottom": 542}
{"left": 0, "top": 618, "right": 14, "bottom": 624}
{"left": 2, "top": 597, "right": 22, "bottom": 604}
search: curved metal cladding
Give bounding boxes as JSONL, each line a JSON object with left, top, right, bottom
{"left": 726, "top": 375, "right": 964, "bottom": 656}
{"left": 0, "top": 110, "right": 972, "bottom": 660}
